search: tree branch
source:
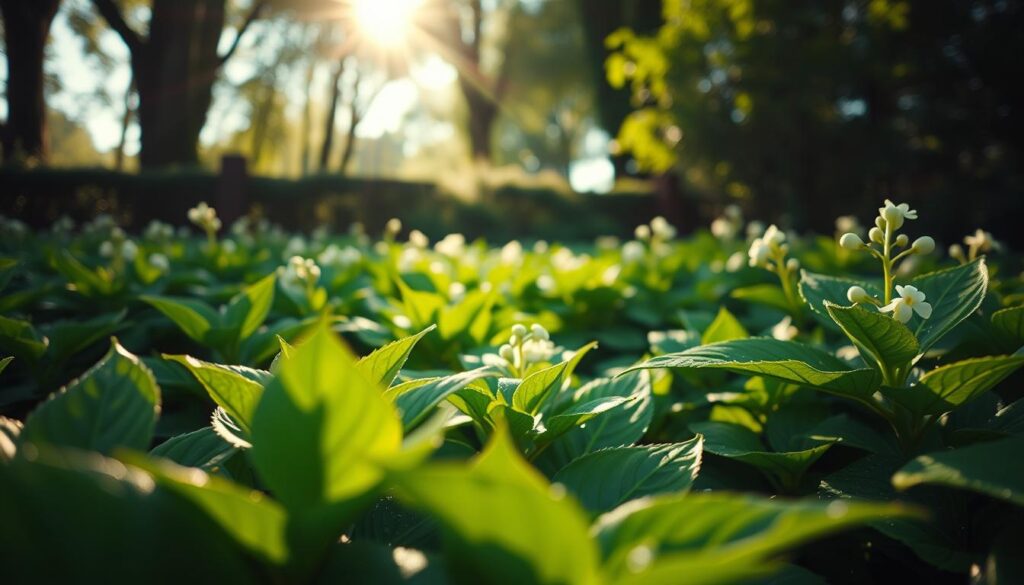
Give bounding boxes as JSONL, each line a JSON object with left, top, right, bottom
{"left": 218, "top": 0, "right": 268, "bottom": 66}
{"left": 91, "top": 0, "right": 142, "bottom": 52}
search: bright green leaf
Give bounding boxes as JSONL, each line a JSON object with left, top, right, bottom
{"left": 893, "top": 436, "right": 1024, "bottom": 506}
{"left": 909, "top": 259, "right": 988, "bottom": 354}
{"left": 703, "top": 306, "right": 749, "bottom": 344}
{"left": 357, "top": 325, "right": 436, "bottom": 388}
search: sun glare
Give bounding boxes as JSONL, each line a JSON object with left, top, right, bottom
{"left": 352, "top": 0, "right": 422, "bottom": 47}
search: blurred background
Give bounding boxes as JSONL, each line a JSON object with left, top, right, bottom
{"left": 0, "top": 0, "right": 1021, "bottom": 243}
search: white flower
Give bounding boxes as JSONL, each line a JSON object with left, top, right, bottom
{"left": 650, "top": 216, "right": 677, "bottom": 240}
{"left": 747, "top": 238, "right": 771, "bottom": 267}
{"left": 530, "top": 323, "right": 549, "bottom": 341}
{"left": 847, "top": 285, "right": 872, "bottom": 304}
{"left": 746, "top": 220, "right": 765, "bottom": 241}
{"left": 188, "top": 202, "right": 221, "bottom": 232}
{"left": 279, "top": 256, "right": 320, "bottom": 288}
{"left": 284, "top": 236, "right": 306, "bottom": 257}
{"left": 385, "top": 218, "right": 402, "bottom": 235}
{"left": 725, "top": 251, "right": 746, "bottom": 272}
{"left": 144, "top": 220, "right": 174, "bottom": 241}
{"left": 634, "top": 224, "right": 651, "bottom": 241}
{"left": 500, "top": 240, "right": 523, "bottom": 264}
{"left": 762, "top": 224, "right": 786, "bottom": 246}
{"left": 318, "top": 244, "right": 362, "bottom": 268}
{"left": 522, "top": 338, "right": 557, "bottom": 363}
{"left": 121, "top": 240, "right": 138, "bottom": 261}
{"left": 99, "top": 241, "right": 114, "bottom": 258}
{"left": 622, "top": 241, "right": 645, "bottom": 263}
{"left": 839, "top": 233, "right": 864, "bottom": 250}
{"left": 434, "top": 233, "right": 466, "bottom": 257}
{"left": 221, "top": 239, "right": 237, "bottom": 254}
{"left": 448, "top": 282, "right": 466, "bottom": 302}
{"left": 408, "top": 229, "right": 429, "bottom": 249}
{"left": 149, "top": 253, "right": 170, "bottom": 272}
{"left": 710, "top": 217, "right": 738, "bottom": 240}
{"left": 964, "top": 229, "right": 997, "bottom": 253}
{"left": 771, "top": 316, "right": 798, "bottom": 341}
{"left": 869, "top": 227, "right": 884, "bottom": 244}
{"left": 879, "top": 285, "right": 932, "bottom": 323}
{"left": 878, "top": 199, "right": 917, "bottom": 230}
{"left": 511, "top": 324, "right": 528, "bottom": 338}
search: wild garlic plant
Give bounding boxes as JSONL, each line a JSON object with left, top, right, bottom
{"left": 187, "top": 201, "right": 222, "bottom": 251}
{"left": 949, "top": 229, "right": 1000, "bottom": 264}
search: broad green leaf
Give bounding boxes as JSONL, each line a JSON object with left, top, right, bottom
{"left": 0, "top": 415, "right": 22, "bottom": 461}
{"left": 0, "top": 315, "right": 48, "bottom": 363}
{"left": 800, "top": 271, "right": 882, "bottom": 320}
{"left": 512, "top": 341, "right": 597, "bottom": 414}
{"left": 692, "top": 421, "right": 834, "bottom": 490}
{"left": 809, "top": 414, "right": 898, "bottom": 455}
{"left": 212, "top": 406, "right": 252, "bottom": 449}
{"left": 250, "top": 323, "right": 402, "bottom": 510}
{"left": 51, "top": 250, "right": 116, "bottom": 297}
{"left": 992, "top": 305, "right": 1024, "bottom": 348}
{"left": 392, "top": 428, "right": 600, "bottom": 585}
{"left": 357, "top": 325, "right": 436, "bottom": 388}
{"left": 142, "top": 295, "right": 220, "bottom": 343}
{"left": 537, "top": 371, "right": 654, "bottom": 473}
{"left": 541, "top": 396, "right": 630, "bottom": 442}
{"left": 825, "top": 302, "right": 918, "bottom": 377}
{"left": 595, "top": 492, "right": 918, "bottom": 584}
{"left": 439, "top": 289, "right": 496, "bottom": 341}
{"left": 894, "top": 352, "right": 1024, "bottom": 416}
{"left": 625, "top": 338, "right": 880, "bottom": 402}
{"left": 166, "top": 355, "right": 267, "bottom": 433}
{"left": 0, "top": 355, "right": 12, "bottom": 375}
{"left": 553, "top": 439, "right": 702, "bottom": 513}
{"left": 909, "top": 258, "right": 988, "bottom": 354}
{"left": 702, "top": 306, "right": 748, "bottom": 344}
{"left": 20, "top": 342, "right": 160, "bottom": 455}
{"left": 223, "top": 272, "right": 276, "bottom": 339}
{"left": 893, "top": 436, "right": 1024, "bottom": 506}
{"left": 41, "top": 310, "right": 126, "bottom": 366}
{"left": 122, "top": 453, "right": 289, "bottom": 564}
{"left": 395, "top": 278, "right": 446, "bottom": 328}
{"left": 150, "top": 427, "right": 237, "bottom": 469}
{"left": 392, "top": 367, "right": 495, "bottom": 430}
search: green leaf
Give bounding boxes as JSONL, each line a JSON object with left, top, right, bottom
{"left": 165, "top": 355, "right": 267, "bottom": 434}
{"left": 595, "top": 492, "right": 919, "bottom": 584}
{"left": 357, "top": 325, "right": 436, "bottom": 388}
{"left": 800, "top": 271, "right": 882, "bottom": 320}
{"left": 893, "top": 436, "right": 1024, "bottom": 506}
{"left": 395, "top": 278, "right": 446, "bottom": 329}
{"left": 0, "top": 315, "right": 48, "bottom": 363}
{"left": 512, "top": 341, "right": 597, "bottom": 414}
{"left": 0, "top": 355, "right": 12, "bottom": 376}
{"left": 223, "top": 272, "right": 276, "bottom": 339}
{"left": 42, "top": 310, "right": 126, "bottom": 366}
{"left": 20, "top": 341, "right": 160, "bottom": 455}
{"left": 992, "top": 306, "right": 1024, "bottom": 348}
{"left": 537, "top": 371, "right": 654, "bottom": 473}
{"left": 150, "top": 427, "right": 237, "bottom": 469}
{"left": 540, "top": 396, "right": 631, "bottom": 442}
{"left": 825, "top": 302, "right": 918, "bottom": 377}
{"left": 392, "top": 427, "right": 600, "bottom": 585}
{"left": 702, "top": 306, "right": 749, "bottom": 344}
{"left": 909, "top": 258, "right": 988, "bottom": 354}
{"left": 731, "top": 284, "right": 793, "bottom": 312}
{"left": 121, "top": 453, "right": 289, "bottom": 564}
{"left": 895, "top": 352, "right": 1024, "bottom": 416}
{"left": 142, "top": 295, "right": 220, "bottom": 343}
{"left": 392, "top": 367, "right": 495, "bottom": 431}
{"left": 692, "top": 421, "right": 834, "bottom": 490}
{"left": 625, "top": 338, "right": 880, "bottom": 402}
{"left": 250, "top": 323, "right": 402, "bottom": 510}
{"left": 553, "top": 439, "right": 702, "bottom": 514}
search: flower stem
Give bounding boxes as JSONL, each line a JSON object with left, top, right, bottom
{"left": 882, "top": 221, "right": 894, "bottom": 305}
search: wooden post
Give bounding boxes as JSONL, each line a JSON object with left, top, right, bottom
{"left": 217, "top": 154, "right": 248, "bottom": 226}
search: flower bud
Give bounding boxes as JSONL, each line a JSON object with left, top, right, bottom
{"left": 511, "top": 324, "right": 528, "bottom": 338}
{"left": 634, "top": 225, "right": 651, "bottom": 241}
{"left": 847, "top": 285, "right": 871, "bottom": 304}
{"left": 509, "top": 334, "right": 520, "bottom": 347}
{"left": 530, "top": 323, "right": 549, "bottom": 341}
{"left": 499, "top": 344, "right": 515, "bottom": 362}
{"left": 786, "top": 258, "right": 800, "bottom": 271}
{"left": 894, "top": 234, "right": 909, "bottom": 248}
{"left": 948, "top": 243, "right": 965, "bottom": 260}
{"left": 880, "top": 205, "right": 904, "bottom": 230}
{"left": 385, "top": 218, "right": 402, "bottom": 235}
{"left": 875, "top": 216, "right": 885, "bottom": 230}
{"left": 869, "top": 227, "right": 884, "bottom": 244}
{"left": 839, "top": 233, "right": 864, "bottom": 250}
{"left": 912, "top": 236, "right": 935, "bottom": 254}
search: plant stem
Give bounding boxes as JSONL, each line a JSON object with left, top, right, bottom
{"left": 882, "top": 221, "right": 894, "bottom": 304}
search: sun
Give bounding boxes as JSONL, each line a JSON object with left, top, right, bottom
{"left": 352, "top": 0, "right": 423, "bottom": 48}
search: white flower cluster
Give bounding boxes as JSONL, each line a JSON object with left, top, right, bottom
{"left": 278, "top": 256, "right": 321, "bottom": 290}
{"left": 494, "top": 323, "right": 557, "bottom": 375}
{"left": 187, "top": 202, "right": 221, "bottom": 233}
{"left": 318, "top": 244, "right": 362, "bottom": 269}
{"left": 748, "top": 225, "right": 798, "bottom": 271}
{"left": 950, "top": 229, "right": 999, "bottom": 263}
{"left": 51, "top": 216, "right": 75, "bottom": 235}
{"left": 0, "top": 216, "right": 28, "bottom": 237}
{"left": 98, "top": 227, "right": 138, "bottom": 261}
{"left": 634, "top": 216, "right": 677, "bottom": 242}
{"left": 144, "top": 220, "right": 174, "bottom": 241}
{"left": 435, "top": 233, "right": 466, "bottom": 257}
{"left": 840, "top": 200, "right": 936, "bottom": 324}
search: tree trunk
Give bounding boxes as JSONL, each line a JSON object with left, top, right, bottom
{"left": 0, "top": 0, "right": 61, "bottom": 164}
{"left": 318, "top": 60, "right": 345, "bottom": 172}
{"left": 114, "top": 79, "right": 135, "bottom": 171}
{"left": 132, "top": 0, "right": 226, "bottom": 168}
{"left": 459, "top": 80, "right": 498, "bottom": 162}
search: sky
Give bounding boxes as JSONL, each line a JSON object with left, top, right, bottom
{"left": 8, "top": 0, "right": 614, "bottom": 192}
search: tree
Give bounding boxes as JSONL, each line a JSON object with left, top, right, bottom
{"left": 90, "top": 0, "right": 267, "bottom": 168}
{"left": 0, "top": 0, "right": 62, "bottom": 164}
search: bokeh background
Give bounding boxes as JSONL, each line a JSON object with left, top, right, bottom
{"left": 1, "top": 0, "right": 1021, "bottom": 243}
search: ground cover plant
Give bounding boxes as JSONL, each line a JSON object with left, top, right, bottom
{"left": 0, "top": 200, "right": 1022, "bottom": 584}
